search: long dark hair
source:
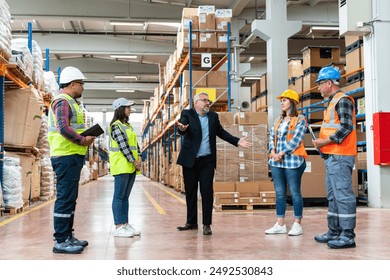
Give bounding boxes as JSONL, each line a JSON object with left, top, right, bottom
{"left": 110, "top": 106, "right": 129, "bottom": 126}
{"left": 281, "top": 99, "right": 299, "bottom": 117}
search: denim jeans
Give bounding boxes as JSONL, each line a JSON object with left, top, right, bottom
{"left": 112, "top": 172, "right": 136, "bottom": 225}
{"left": 270, "top": 161, "right": 306, "bottom": 219}
{"left": 51, "top": 154, "right": 85, "bottom": 243}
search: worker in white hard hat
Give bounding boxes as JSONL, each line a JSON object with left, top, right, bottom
{"left": 48, "top": 66, "right": 95, "bottom": 254}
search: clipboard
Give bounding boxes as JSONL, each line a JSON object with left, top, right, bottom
{"left": 80, "top": 123, "right": 104, "bottom": 137}
{"left": 308, "top": 125, "right": 323, "bottom": 156}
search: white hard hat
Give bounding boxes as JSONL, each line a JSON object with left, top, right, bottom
{"left": 59, "top": 66, "right": 86, "bottom": 84}
{"left": 112, "top": 98, "right": 136, "bottom": 110}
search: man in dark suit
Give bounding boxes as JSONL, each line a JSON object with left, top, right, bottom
{"left": 176, "top": 92, "right": 252, "bottom": 235}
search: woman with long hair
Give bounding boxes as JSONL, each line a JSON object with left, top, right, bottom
{"left": 108, "top": 98, "right": 141, "bottom": 238}
{"left": 265, "top": 90, "right": 307, "bottom": 236}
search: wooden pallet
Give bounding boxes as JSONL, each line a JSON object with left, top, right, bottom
{"left": 6, "top": 63, "right": 33, "bottom": 85}
{"left": 2, "top": 206, "right": 24, "bottom": 215}
{"left": 214, "top": 203, "right": 275, "bottom": 212}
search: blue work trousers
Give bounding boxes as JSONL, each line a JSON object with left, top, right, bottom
{"left": 51, "top": 155, "right": 85, "bottom": 243}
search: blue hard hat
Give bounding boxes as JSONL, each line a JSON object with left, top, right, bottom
{"left": 315, "top": 66, "right": 341, "bottom": 83}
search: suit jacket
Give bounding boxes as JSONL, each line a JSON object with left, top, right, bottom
{"left": 177, "top": 108, "right": 240, "bottom": 169}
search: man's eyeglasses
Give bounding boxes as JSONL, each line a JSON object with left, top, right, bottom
{"left": 197, "top": 98, "right": 211, "bottom": 103}
{"left": 317, "top": 80, "right": 328, "bottom": 86}
{"left": 74, "top": 81, "right": 84, "bottom": 86}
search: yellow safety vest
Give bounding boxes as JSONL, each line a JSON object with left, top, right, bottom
{"left": 319, "top": 91, "right": 357, "bottom": 156}
{"left": 48, "top": 93, "right": 87, "bottom": 156}
{"left": 273, "top": 114, "right": 307, "bottom": 159}
{"left": 109, "top": 120, "right": 139, "bottom": 175}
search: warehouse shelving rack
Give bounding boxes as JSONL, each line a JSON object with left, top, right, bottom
{"left": 141, "top": 22, "right": 233, "bottom": 185}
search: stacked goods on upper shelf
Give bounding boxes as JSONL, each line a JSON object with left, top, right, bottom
{"left": 11, "top": 38, "right": 45, "bottom": 91}
{"left": 250, "top": 74, "right": 267, "bottom": 112}
{"left": 0, "top": 0, "right": 12, "bottom": 60}
{"left": 4, "top": 87, "right": 43, "bottom": 147}
{"left": 341, "top": 35, "right": 365, "bottom": 98}
{"left": 177, "top": 6, "right": 232, "bottom": 56}
{"left": 10, "top": 39, "right": 34, "bottom": 81}
{"left": 299, "top": 46, "right": 341, "bottom": 122}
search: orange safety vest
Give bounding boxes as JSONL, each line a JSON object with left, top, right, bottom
{"left": 319, "top": 91, "right": 357, "bottom": 156}
{"left": 274, "top": 114, "right": 307, "bottom": 159}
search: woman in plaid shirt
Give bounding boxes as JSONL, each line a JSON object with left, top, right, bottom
{"left": 265, "top": 90, "right": 307, "bottom": 236}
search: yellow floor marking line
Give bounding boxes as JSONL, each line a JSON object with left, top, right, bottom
{"left": 142, "top": 186, "right": 166, "bottom": 214}
{"left": 155, "top": 184, "right": 186, "bottom": 205}
{"left": 0, "top": 199, "right": 54, "bottom": 227}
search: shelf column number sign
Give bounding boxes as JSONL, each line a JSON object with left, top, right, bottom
{"left": 201, "top": 53, "right": 212, "bottom": 68}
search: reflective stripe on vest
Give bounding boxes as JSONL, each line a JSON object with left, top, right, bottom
{"left": 319, "top": 92, "right": 357, "bottom": 156}
{"left": 274, "top": 115, "right": 307, "bottom": 159}
{"left": 48, "top": 93, "right": 87, "bottom": 156}
{"left": 109, "top": 120, "right": 139, "bottom": 175}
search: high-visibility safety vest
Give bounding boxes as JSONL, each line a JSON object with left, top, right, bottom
{"left": 109, "top": 120, "right": 139, "bottom": 175}
{"left": 274, "top": 114, "right": 308, "bottom": 159}
{"left": 48, "top": 93, "right": 87, "bottom": 156}
{"left": 319, "top": 91, "right": 357, "bottom": 156}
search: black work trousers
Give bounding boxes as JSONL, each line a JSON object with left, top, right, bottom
{"left": 182, "top": 155, "right": 215, "bottom": 226}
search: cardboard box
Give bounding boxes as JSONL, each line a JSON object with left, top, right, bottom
{"left": 198, "top": 13, "right": 216, "bottom": 30}
{"left": 258, "top": 180, "right": 274, "bottom": 191}
{"left": 234, "top": 112, "right": 268, "bottom": 125}
{"left": 217, "top": 112, "right": 233, "bottom": 125}
{"left": 217, "top": 33, "right": 228, "bottom": 48}
{"left": 214, "top": 192, "right": 239, "bottom": 199}
{"left": 177, "top": 31, "right": 199, "bottom": 49}
{"left": 302, "top": 46, "right": 340, "bottom": 70}
{"left": 288, "top": 58, "right": 303, "bottom": 78}
{"left": 199, "top": 32, "right": 217, "bottom": 48}
{"left": 207, "top": 71, "right": 227, "bottom": 87}
{"left": 346, "top": 47, "right": 361, "bottom": 72}
{"left": 301, "top": 155, "right": 358, "bottom": 198}
{"left": 213, "top": 182, "right": 235, "bottom": 192}
{"left": 5, "top": 88, "right": 43, "bottom": 147}
{"left": 181, "top": 8, "right": 199, "bottom": 30}
{"left": 182, "top": 70, "right": 207, "bottom": 87}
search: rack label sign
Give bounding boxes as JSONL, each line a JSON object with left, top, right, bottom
{"left": 201, "top": 53, "right": 212, "bottom": 68}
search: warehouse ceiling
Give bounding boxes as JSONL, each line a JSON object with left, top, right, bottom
{"left": 6, "top": 0, "right": 342, "bottom": 112}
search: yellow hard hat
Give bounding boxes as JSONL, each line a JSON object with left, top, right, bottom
{"left": 276, "top": 89, "right": 299, "bottom": 103}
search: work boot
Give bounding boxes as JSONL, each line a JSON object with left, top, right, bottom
{"left": 53, "top": 239, "right": 84, "bottom": 254}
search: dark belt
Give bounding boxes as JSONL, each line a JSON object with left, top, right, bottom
{"left": 322, "top": 154, "right": 330, "bottom": 159}
{"left": 196, "top": 154, "right": 212, "bottom": 160}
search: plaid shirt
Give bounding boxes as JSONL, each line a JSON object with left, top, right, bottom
{"left": 268, "top": 116, "right": 306, "bottom": 169}
{"left": 51, "top": 97, "right": 86, "bottom": 145}
{"left": 111, "top": 124, "right": 136, "bottom": 163}
{"left": 327, "top": 93, "right": 354, "bottom": 144}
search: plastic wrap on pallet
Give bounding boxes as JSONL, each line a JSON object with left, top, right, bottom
{"left": 11, "top": 40, "right": 34, "bottom": 79}
{"left": 43, "top": 71, "right": 60, "bottom": 97}
{"left": 2, "top": 157, "right": 24, "bottom": 209}
{"left": 0, "top": 0, "right": 12, "bottom": 59}
{"left": 36, "top": 115, "right": 56, "bottom": 200}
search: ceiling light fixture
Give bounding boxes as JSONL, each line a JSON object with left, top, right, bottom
{"left": 114, "top": 75, "right": 138, "bottom": 80}
{"left": 311, "top": 26, "right": 339, "bottom": 31}
{"left": 147, "top": 21, "right": 181, "bottom": 28}
{"left": 110, "top": 55, "right": 138, "bottom": 59}
{"left": 243, "top": 76, "right": 260, "bottom": 80}
{"left": 110, "top": 21, "right": 144, "bottom": 26}
{"left": 116, "top": 89, "right": 135, "bottom": 93}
